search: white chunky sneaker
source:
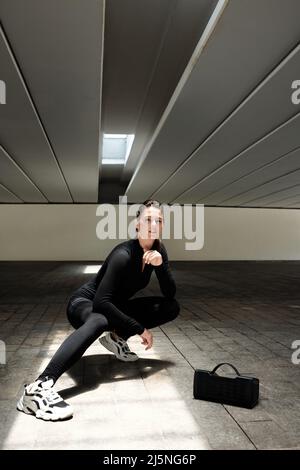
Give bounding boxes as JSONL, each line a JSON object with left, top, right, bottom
{"left": 99, "top": 332, "right": 139, "bottom": 362}
{"left": 17, "top": 377, "right": 73, "bottom": 421}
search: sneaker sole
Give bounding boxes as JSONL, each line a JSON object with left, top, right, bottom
{"left": 17, "top": 398, "right": 34, "bottom": 415}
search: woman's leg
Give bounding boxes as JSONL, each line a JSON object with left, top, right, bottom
{"left": 37, "top": 300, "right": 109, "bottom": 383}
{"left": 114, "top": 296, "right": 180, "bottom": 341}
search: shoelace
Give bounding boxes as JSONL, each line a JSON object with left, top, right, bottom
{"left": 117, "top": 338, "right": 132, "bottom": 353}
{"left": 41, "top": 387, "right": 63, "bottom": 404}
{"left": 26, "top": 381, "right": 62, "bottom": 404}
{"left": 121, "top": 344, "right": 131, "bottom": 354}
{"left": 114, "top": 335, "right": 135, "bottom": 355}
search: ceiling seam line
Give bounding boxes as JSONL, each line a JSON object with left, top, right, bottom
{"left": 265, "top": 192, "right": 300, "bottom": 207}
{"left": 97, "top": 0, "right": 106, "bottom": 203}
{"left": 235, "top": 181, "right": 300, "bottom": 207}
{"left": 0, "top": 181, "right": 24, "bottom": 202}
{"left": 0, "top": 143, "right": 49, "bottom": 202}
{"left": 197, "top": 142, "right": 300, "bottom": 205}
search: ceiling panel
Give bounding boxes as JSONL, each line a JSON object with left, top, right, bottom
{"left": 284, "top": 201, "right": 300, "bottom": 208}
{"left": 220, "top": 146, "right": 300, "bottom": 205}
{"left": 1, "top": 0, "right": 299, "bottom": 208}
{"left": 243, "top": 185, "right": 300, "bottom": 207}
{"left": 156, "top": 37, "right": 300, "bottom": 204}
{"left": 125, "top": 0, "right": 300, "bottom": 205}
{"left": 195, "top": 113, "right": 300, "bottom": 205}
{"left": 102, "top": 0, "right": 174, "bottom": 134}
{"left": 266, "top": 191, "right": 300, "bottom": 208}
{"left": 0, "top": 23, "right": 72, "bottom": 202}
{"left": 0, "top": 0, "right": 104, "bottom": 202}
{"left": 224, "top": 168, "right": 300, "bottom": 206}
{"left": 118, "top": 0, "right": 218, "bottom": 179}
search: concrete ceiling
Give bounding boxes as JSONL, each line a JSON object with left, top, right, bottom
{"left": 0, "top": 0, "right": 300, "bottom": 208}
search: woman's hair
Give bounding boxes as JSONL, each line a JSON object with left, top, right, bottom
{"left": 135, "top": 199, "right": 162, "bottom": 220}
{"left": 135, "top": 199, "right": 163, "bottom": 252}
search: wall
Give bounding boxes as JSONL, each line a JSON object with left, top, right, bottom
{"left": 0, "top": 204, "right": 299, "bottom": 260}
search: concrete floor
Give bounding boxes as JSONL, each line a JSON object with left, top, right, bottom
{"left": 1, "top": 261, "right": 300, "bottom": 450}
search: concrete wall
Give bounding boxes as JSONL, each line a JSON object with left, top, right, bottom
{"left": 0, "top": 204, "right": 300, "bottom": 260}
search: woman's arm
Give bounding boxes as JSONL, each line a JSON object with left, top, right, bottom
{"left": 154, "top": 242, "right": 176, "bottom": 299}
{"left": 93, "top": 249, "right": 144, "bottom": 336}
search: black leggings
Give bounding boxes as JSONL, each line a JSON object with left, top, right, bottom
{"left": 38, "top": 296, "right": 180, "bottom": 383}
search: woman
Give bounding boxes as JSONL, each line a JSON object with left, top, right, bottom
{"left": 17, "top": 200, "right": 180, "bottom": 421}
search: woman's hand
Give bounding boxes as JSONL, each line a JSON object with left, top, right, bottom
{"left": 140, "top": 328, "right": 153, "bottom": 350}
{"left": 142, "top": 250, "right": 162, "bottom": 267}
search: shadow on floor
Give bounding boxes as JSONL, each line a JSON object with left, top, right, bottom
{"left": 59, "top": 354, "right": 176, "bottom": 400}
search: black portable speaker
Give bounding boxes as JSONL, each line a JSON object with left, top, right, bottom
{"left": 193, "top": 362, "right": 259, "bottom": 409}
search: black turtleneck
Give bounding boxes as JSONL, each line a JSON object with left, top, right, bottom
{"left": 69, "top": 238, "right": 176, "bottom": 336}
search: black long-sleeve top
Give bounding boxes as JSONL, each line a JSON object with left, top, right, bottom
{"left": 68, "top": 237, "right": 176, "bottom": 336}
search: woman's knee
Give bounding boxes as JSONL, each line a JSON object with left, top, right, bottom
{"left": 87, "top": 313, "right": 109, "bottom": 333}
{"left": 165, "top": 298, "right": 180, "bottom": 320}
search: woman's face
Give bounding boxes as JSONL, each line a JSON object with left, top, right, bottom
{"left": 136, "top": 207, "right": 163, "bottom": 241}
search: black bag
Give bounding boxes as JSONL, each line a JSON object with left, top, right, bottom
{"left": 193, "top": 362, "right": 259, "bottom": 409}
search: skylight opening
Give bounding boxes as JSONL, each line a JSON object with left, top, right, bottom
{"left": 102, "top": 134, "right": 135, "bottom": 164}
